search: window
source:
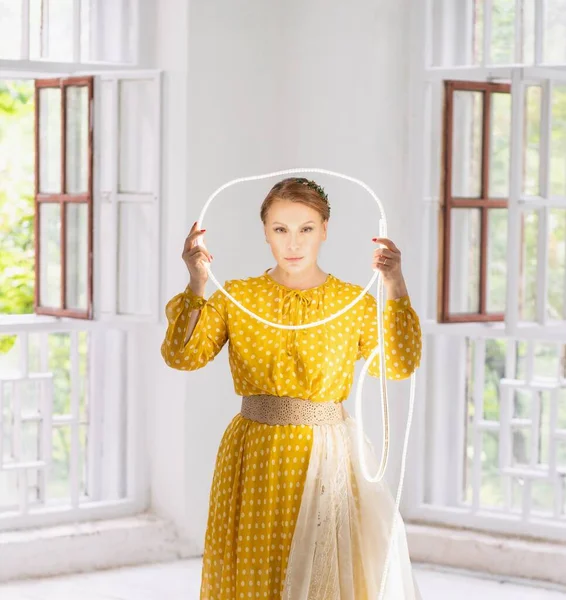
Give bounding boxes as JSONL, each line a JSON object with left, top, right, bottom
{"left": 35, "top": 77, "right": 93, "bottom": 318}
{"left": 409, "top": 0, "right": 566, "bottom": 543}
{"left": 440, "top": 80, "right": 510, "bottom": 323}
{"left": 0, "top": 1, "right": 162, "bottom": 531}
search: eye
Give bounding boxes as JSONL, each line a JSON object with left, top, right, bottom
{"left": 303, "top": 227, "right": 313, "bottom": 232}
{"left": 274, "top": 227, "right": 285, "bottom": 233}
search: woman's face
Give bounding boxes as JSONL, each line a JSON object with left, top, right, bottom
{"left": 264, "top": 199, "right": 328, "bottom": 274}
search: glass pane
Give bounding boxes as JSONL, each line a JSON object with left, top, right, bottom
{"left": 531, "top": 481, "right": 555, "bottom": 516}
{"left": 522, "top": 0, "right": 535, "bottom": 64}
{"left": 489, "top": 92, "right": 512, "bottom": 198}
{"left": 0, "top": 0, "right": 23, "bottom": 59}
{"left": 80, "top": 0, "right": 91, "bottom": 61}
{"left": 473, "top": 0, "right": 484, "bottom": 65}
{"left": 22, "top": 421, "right": 41, "bottom": 462}
{"left": 520, "top": 210, "right": 538, "bottom": 321}
{"left": 119, "top": 80, "right": 155, "bottom": 193}
{"left": 451, "top": 91, "right": 483, "bottom": 198}
{"left": 44, "top": 0, "right": 73, "bottom": 61}
{"left": 29, "top": 0, "right": 41, "bottom": 60}
{"left": 486, "top": 208, "right": 508, "bottom": 312}
{"left": 514, "top": 340, "right": 528, "bottom": 380}
{"left": 550, "top": 85, "right": 566, "bottom": 197}
{"left": 0, "top": 471, "right": 19, "bottom": 510}
{"left": 539, "top": 390, "right": 552, "bottom": 465}
{"left": 491, "top": 0, "right": 516, "bottom": 64}
{"left": 65, "top": 203, "right": 89, "bottom": 311}
{"left": 484, "top": 339, "right": 506, "bottom": 420}
{"left": 534, "top": 342, "right": 560, "bottom": 379}
{"left": 512, "top": 427, "right": 530, "bottom": 465}
{"left": 48, "top": 333, "right": 71, "bottom": 415}
{"left": 545, "top": 0, "right": 566, "bottom": 64}
{"left": 480, "top": 431, "right": 504, "bottom": 508}
{"left": 449, "top": 209, "right": 481, "bottom": 314}
{"left": 39, "top": 87, "right": 62, "bottom": 194}
{"left": 513, "top": 389, "right": 531, "bottom": 418}
{"left": 558, "top": 389, "right": 566, "bottom": 429}
{"left": 548, "top": 209, "right": 566, "bottom": 321}
{"left": 66, "top": 86, "right": 89, "bottom": 194}
{"left": 523, "top": 86, "right": 541, "bottom": 197}
{"left": 39, "top": 202, "right": 61, "bottom": 307}
{"left": 48, "top": 425, "right": 70, "bottom": 500}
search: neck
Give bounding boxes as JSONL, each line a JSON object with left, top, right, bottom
{"left": 268, "top": 265, "right": 328, "bottom": 290}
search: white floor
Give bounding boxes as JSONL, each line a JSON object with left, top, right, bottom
{"left": 0, "top": 559, "right": 564, "bottom": 599}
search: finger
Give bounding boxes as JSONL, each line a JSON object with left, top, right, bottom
{"left": 185, "top": 246, "right": 212, "bottom": 262}
{"left": 372, "top": 237, "right": 400, "bottom": 253}
{"left": 184, "top": 229, "right": 207, "bottom": 252}
{"left": 373, "top": 248, "right": 396, "bottom": 259}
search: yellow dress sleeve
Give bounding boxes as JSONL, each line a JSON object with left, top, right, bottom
{"left": 161, "top": 281, "right": 231, "bottom": 371}
{"left": 357, "top": 292, "right": 422, "bottom": 380}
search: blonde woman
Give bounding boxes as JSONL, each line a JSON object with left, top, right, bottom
{"left": 162, "top": 178, "right": 423, "bottom": 599}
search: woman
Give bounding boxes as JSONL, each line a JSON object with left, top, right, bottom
{"left": 161, "top": 178, "right": 423, "bottom": 599}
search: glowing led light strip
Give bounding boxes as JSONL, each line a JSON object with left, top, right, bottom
{"left": 196, "top": 168, "right": 417, "bottom": 599}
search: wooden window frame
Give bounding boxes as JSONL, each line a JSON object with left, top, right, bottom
{"left": 439, "top": 80, "right": 511, "bottom": 324}
{"left": 34, "top": 77, "right": 94, "bottom": 319}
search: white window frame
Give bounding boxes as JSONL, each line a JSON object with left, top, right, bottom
{"left": 404, "top": 0, "right": 566, "bottom": 543}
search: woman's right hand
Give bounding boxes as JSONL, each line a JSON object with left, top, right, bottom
{"left": 183, "top": 222, "right": 213, "bottom": 284}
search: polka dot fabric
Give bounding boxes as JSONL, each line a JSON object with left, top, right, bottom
{"left": 161, "top": 268, "right": 422, "bottom": 398}
{"left": 200, "top": 414, "right": 314, "bottom": 599}
{"left": 160, "top": 269, "right": 423, "bottom": 599}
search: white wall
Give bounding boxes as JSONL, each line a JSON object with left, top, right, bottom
{"left": 147, "top": 0, "right": 422, "bottom": 550}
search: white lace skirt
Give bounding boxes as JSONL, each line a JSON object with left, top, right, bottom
{"left": 281, "top": 414, "right": 422, "bottom": 600}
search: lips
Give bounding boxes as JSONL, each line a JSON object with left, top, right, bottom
{"left": 285, "top": 257, "right": 303, "bottom": 260}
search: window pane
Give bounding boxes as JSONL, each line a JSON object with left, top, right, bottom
{"left": 491, "top": 0, "right": 516, "bottom": 64}
{"left": 0, "top": 0, "right": 23, "bottom": 59}
{"left": 534, "top": 342, "right": 561, "bottom": 379}
{"left": 119, "top": 80, "right": 155, "bottom": 193}
{"left": 39, "top": 87, "right": 62, "bottom": 194}
{"left": 451, "top": 91, "right": 483, "bottom": 198}
{"left": 449, "top": 208, "right": 481, "bottom": 314}
{"left": 520, "top": 210, "right": 538, "bottom": 321}
{"left": 481, "top": 431, "right": 504, "bottom": 508}
{"left": 44, "top": 0, "right": 73, "bottom": 61}
{"left": 489, "top": 92, "right": 511, "bottom": 198}
{"left": 48, "top": 425, "right": 70, "bottom": 501}
{"left": 550, "top": 85, "right": 566, "bottom": 198}
{"left": 39, "top": 202, "right": 61, "bottom": 307}
{"left": 484, "top": 339, "right": 506, "bottom": 420}
{"left": 544, "top": 0, "right": 566, "bottom": 64}
{"left": 473, "top": 0, "right": 484, "bottom": 65}
{"left": 80, "top": 0, "right": 91, "bottom": 61}
{"left": 523, "top": 86, "right": 541, "bottom": 197}
{"left": 65, "top": 202, "right": 89, "bottom": 311}
{"left": 548, "top": 208, "right": 566, "bottom": 321}
{"left": 65, "top": 86, "right": 89, "bottom": 194}
{"left": 522, "top": 0, "right": 535, "bottom": 64}
{"left": 486, "top": 208, "right": 508, "bottom": 312}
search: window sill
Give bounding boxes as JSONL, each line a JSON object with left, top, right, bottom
{"left": 407, "top": 522, "right": 566, "bottom": 587}
{"left": 0, "top": 514, "right": 197, "bottom": 584}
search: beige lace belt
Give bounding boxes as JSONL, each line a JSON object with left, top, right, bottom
{"left": 240, "top": 394, "right": 345, "bottom": 426}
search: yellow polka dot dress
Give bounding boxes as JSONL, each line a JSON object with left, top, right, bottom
{"left": 161, "top": 269, "right": 422, "bottom": 599}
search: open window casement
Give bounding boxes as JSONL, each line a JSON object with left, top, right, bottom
{"left": 436, "top": 69, "right": 566, "bottom": 334}
{"left": 93, "top": 71, "right": 162, "bottom": 323}
{"left": 35, "top": 76, "right": 94, "bottom": 319}
{"left": 505, "top": 68, "right": 566, "bottom": 339}
{"left": 34, "top": 71, "right": 161, "bottom": 322}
